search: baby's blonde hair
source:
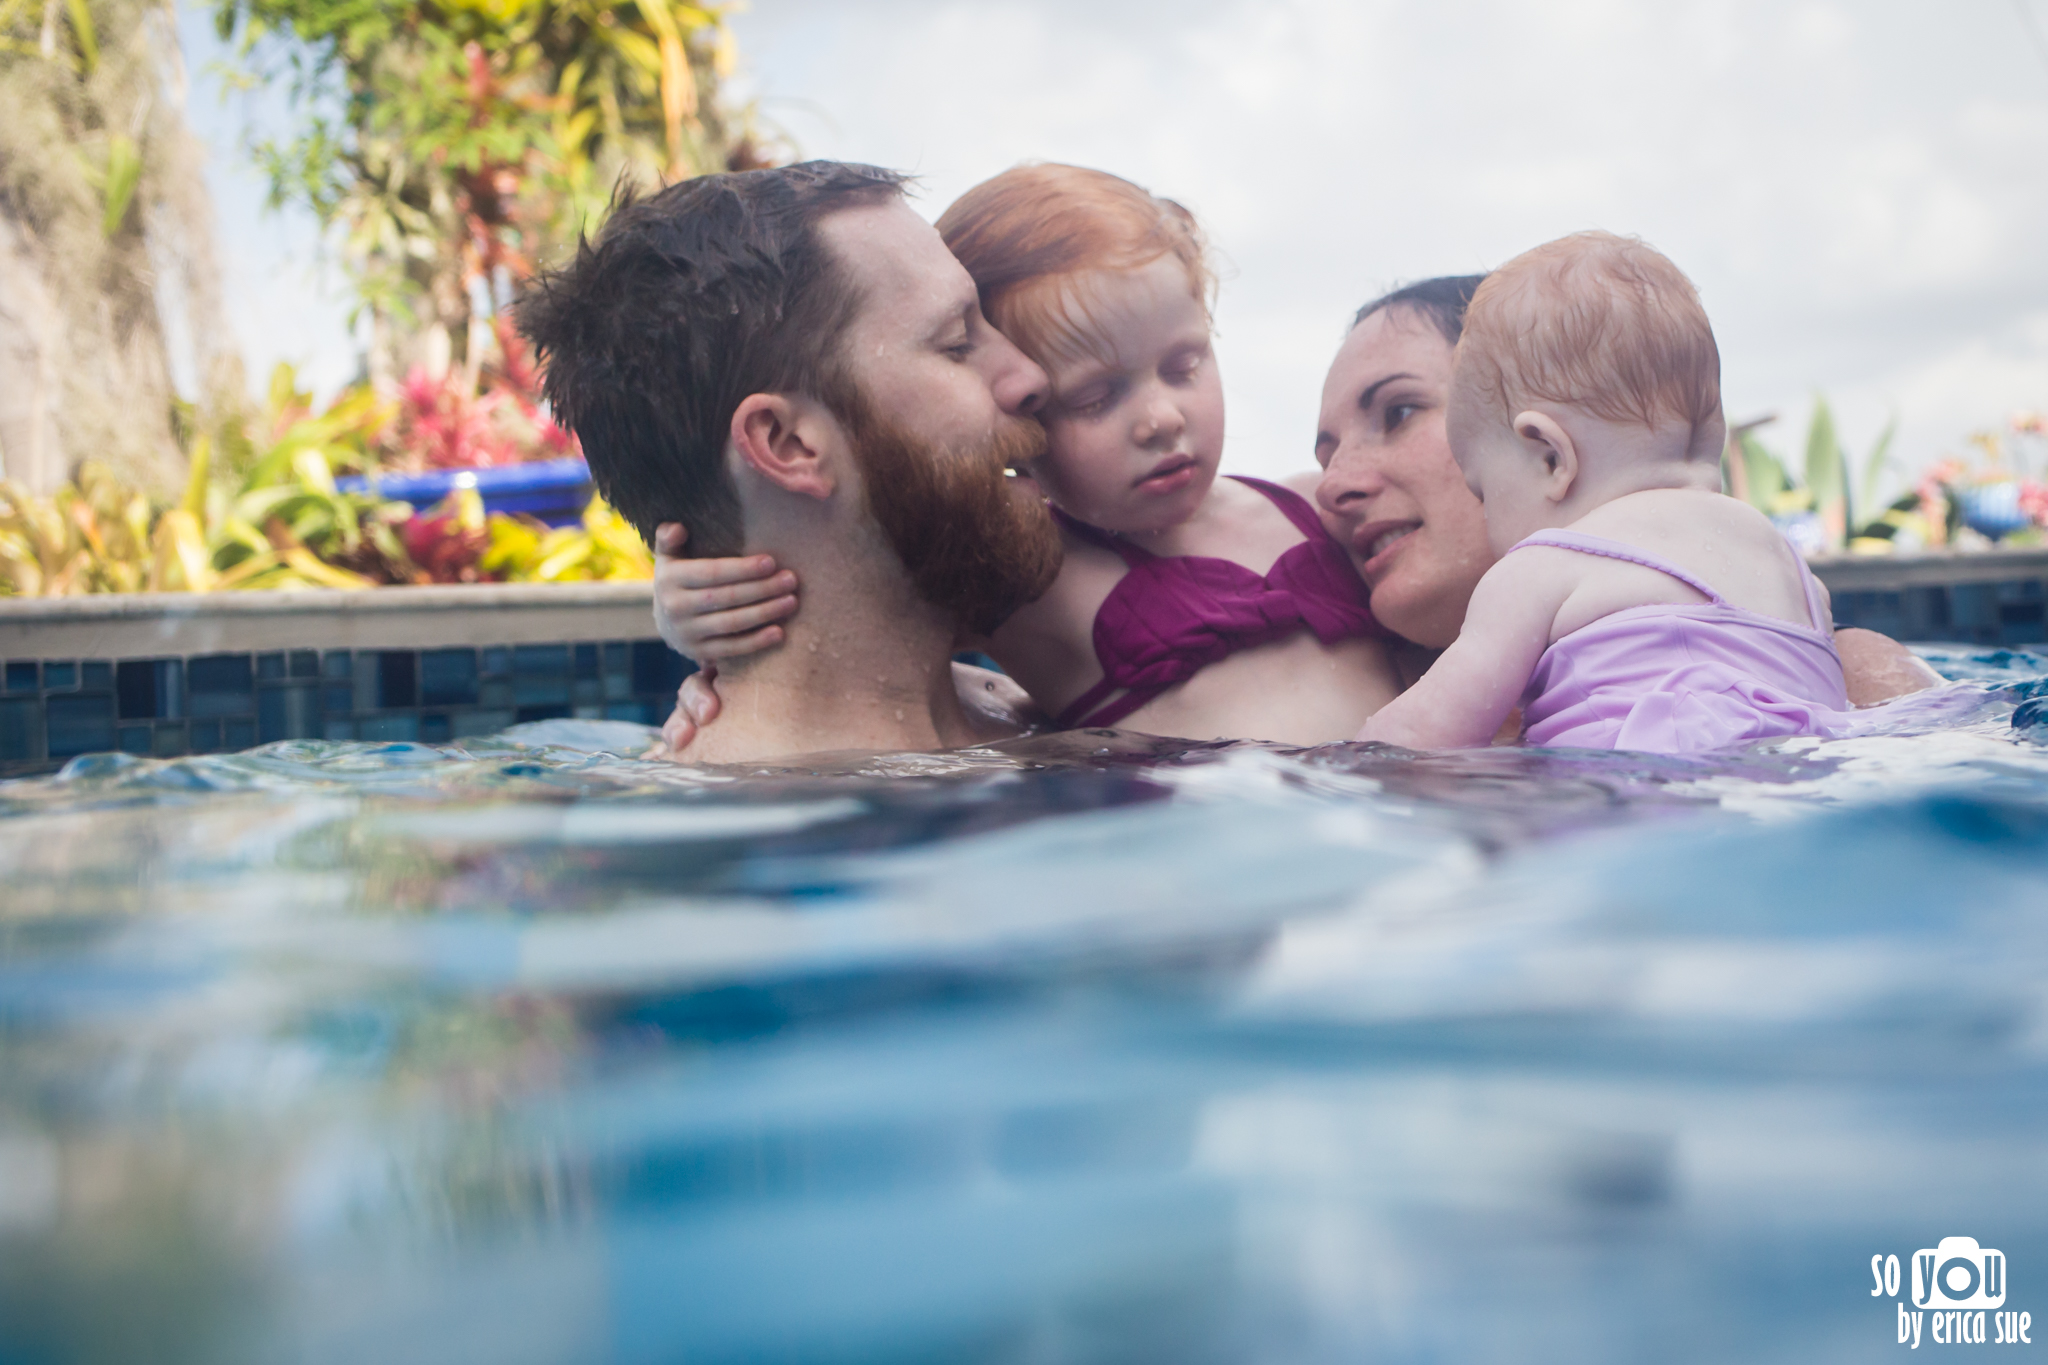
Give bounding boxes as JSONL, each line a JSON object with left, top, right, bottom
{"left": 1455, "top": 232, "right": 1721, "bottom": 456}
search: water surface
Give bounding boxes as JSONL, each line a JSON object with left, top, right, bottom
{"left": 3, "top": 649, "right": 2046, "bottom": 1364}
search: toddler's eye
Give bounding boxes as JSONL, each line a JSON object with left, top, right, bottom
{"left": 943, "top": 341, "right": 974, "bottom": 361}
{"left": 1063, "top": 382, "right": 1119, "bottom": 417}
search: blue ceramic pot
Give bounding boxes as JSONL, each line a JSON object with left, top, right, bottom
{"left": 338, "top": 457, "right": 594, "bottom": 527}
{"left": 1957, "top": 482, "right": 2030, "bottom": 541}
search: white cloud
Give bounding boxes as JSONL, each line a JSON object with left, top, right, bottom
{"left": 180, "top": 0, "right": 2048, "bottom": 483}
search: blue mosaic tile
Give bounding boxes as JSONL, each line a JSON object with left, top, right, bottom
{"left": 452, "top": 710, "right": 515, "bottom": 737}
{"left": 188, "top": 655, "right": 254, "bottom": 718}
{"left": 118, "top": 659, "right": 185, "bottom": 720}
{"left": 420, "top": 649, "right": 477, "bottom": 706}
{"left": 631, "top": 641, "right": 688, "bottom": 695}
{"left": 1, "top": 697, "right": 42, "bottom": 761}
{"left": 360, "top": 714, "right": 418, "bottom": 743}
{"left": 259, "top": 685, "right": 321, "bottom": 742}
{"left": 513, "top": 645, "right": 571, "bottom": 707}
{"left": 376, "top": 651, "right": 418, "bottom": 709}
{"left": 7, "top": 634, "right": 698, "bottom": 773}
{"left": 47, "top": 694, "right": 116, "bottom": 759}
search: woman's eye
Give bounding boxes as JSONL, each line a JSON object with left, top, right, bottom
{"left": 1383, "top": 402, "right": 1419, "bottom": 434}
{"left": 944, "top": 341, "right": 974, "bottom": 361}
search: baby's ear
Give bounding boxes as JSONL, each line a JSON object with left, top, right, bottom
{"left": 1513, "top": 410, "right": 1579, "bottom": 499}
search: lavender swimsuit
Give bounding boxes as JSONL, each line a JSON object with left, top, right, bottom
{"left": 1512, "top": 529, "right": 1853, "bottom": 754}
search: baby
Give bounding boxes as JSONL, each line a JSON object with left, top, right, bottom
{"left": 1360, "top": 231, "right": 1851, "bottom": 754}
{"left": 656, "top": 164, "right": 1398, "bottom": 746}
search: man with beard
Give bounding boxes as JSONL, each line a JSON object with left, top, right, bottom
{"left": 517, "top": 162, "right": 1061, "bottom": 763}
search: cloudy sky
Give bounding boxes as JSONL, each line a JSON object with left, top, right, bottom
{"left": 187, "top": 0, "right": 2048, "bottom": 499}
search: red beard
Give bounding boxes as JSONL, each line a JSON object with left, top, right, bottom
{"left": 839, "top": 393, "right": 1063, "bottom": 637}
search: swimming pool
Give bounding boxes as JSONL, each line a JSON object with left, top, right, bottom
{"left": 3, "top": 647, "right": 2046, "bottom": 1363}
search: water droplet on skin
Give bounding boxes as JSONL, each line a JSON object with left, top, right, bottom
{"left": 895, "top": 709, "right": 905, "bottom": 722}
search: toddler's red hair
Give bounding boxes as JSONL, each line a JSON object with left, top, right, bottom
{"left": 936, "top": 163, "right": 1213, "bottom": 364}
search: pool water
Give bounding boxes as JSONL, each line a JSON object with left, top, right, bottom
{"left": 3, "top": 648, "right": 2047, "bottom": 1364}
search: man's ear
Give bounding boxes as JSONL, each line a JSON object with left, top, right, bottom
{"left": 1513, "top": 410, "right": 1579, "bottom": 503}
{"left": 729, "top": 393, "right": 842, "bottom": 501}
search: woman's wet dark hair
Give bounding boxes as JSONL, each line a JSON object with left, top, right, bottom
{"left": 1352, "top": 274, "right": 1488, "bottom": 346}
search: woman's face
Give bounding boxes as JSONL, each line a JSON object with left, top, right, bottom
{"left": 1313, "top": 307, "right": 1494, "bottom": 649}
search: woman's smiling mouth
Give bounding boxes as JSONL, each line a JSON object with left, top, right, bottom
{"left": 1357, "top": 521, "right": 1420, "bottom": 575}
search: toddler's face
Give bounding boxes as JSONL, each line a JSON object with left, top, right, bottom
{"left": 1027, "top": 258, "right": 1224, "bottom": 534}
{"left": 1445, "top": 378, "right": 1561, "bottom": 557}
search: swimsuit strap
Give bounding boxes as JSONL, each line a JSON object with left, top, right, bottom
{"left": 1050, "top": 505, "right": 1152, "bottom": 565}
{"left": 1509, "top": 528, "right": 1731, "bottom": 606}
{"left": 1227, "top": 475, "right": 1328, "bottom": 541}
{"left": 1789, "top": 544, "right": 1834, "bottom": 633}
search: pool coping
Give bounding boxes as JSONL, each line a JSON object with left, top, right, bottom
{"left": 1809, "top": 548, "right": 2048, "bottom": 592}
{"left": 0, "top": 581, "right": 657, "bottom": 656}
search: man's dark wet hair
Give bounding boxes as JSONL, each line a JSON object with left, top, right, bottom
{"left": 1352, "top": 274, "right": 1489, "bottom": 347}
{"left": 516, "top": 161, "right": 910, "bottom": 554}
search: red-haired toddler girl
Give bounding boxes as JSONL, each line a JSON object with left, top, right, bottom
{"left": 653, "top": 164, "right": 1398, "bottom": 746}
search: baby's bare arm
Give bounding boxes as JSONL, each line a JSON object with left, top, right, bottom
{"left": 1836, "top": 627, "right": 1942, "bottom": 705}
{"left": 1358, "top": 559, "right": 1561, "bottom": 749}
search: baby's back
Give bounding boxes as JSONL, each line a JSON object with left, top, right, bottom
{"left": 1546, "top": 489, "right": 1817, "bottom": 640}
{"left": 1514, "top": 490, "right": 1851, "bottom": 753}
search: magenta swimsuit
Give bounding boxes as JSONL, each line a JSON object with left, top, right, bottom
{"left": 1052, "top": 476, "right": 1383, "bottom": 729}
{"left": 1512, "top": 528, "right": 1853, "bottom": 753}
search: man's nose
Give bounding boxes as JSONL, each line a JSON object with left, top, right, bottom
{"left": 984, "top": 333, "right": 1049, "bottom": 417}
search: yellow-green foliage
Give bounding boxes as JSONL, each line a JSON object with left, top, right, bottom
{"left": 0, "top": 365, "right": 649, "bottom": 596}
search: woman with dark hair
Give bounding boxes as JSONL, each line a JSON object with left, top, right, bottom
{"left": 1312, "top": 273, "right": 1939, "bottom": 710}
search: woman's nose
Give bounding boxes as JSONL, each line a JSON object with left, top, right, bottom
{"left": 1316, "top": 439, "right": 1385, "bottom": 518}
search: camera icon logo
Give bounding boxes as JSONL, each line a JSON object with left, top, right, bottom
{"left": 1913, "top": 1236, "right": 2006, "bottom": 1310}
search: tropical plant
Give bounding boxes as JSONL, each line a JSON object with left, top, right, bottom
{"left": 1723, "top": 397, "right": 1900, "bottom": 554}
{"left": 0, "top": 361, "right": 647, "bottom": 596}
{"left": 0, "top": 0, "right": 241, "bottom": 494}
{"left": 212, "top": 0, "right": 781, "bottom": 389}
